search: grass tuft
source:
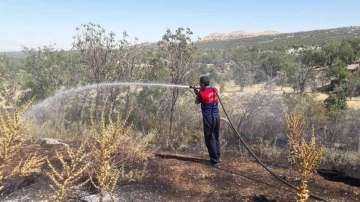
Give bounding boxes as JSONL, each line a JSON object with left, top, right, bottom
{"left": 0, "top": 103, "right": 45, "bottom": 194}
{"left": 46, "top": 140, "right": 90, "bottom": 202}
{"left": 284, "top": 110, "right": 323, "bottom": 202}
{"left": 88, "top": 112, "right": 132, "bottom": 202}
{"left": 294, "top": 127, "right": 323, "bottom": 202}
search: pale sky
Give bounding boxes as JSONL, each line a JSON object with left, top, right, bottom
{"left": 0, "top": 0, "right": 359, "bottom": 51}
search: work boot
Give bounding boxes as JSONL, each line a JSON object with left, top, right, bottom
{"left": 207, "top": 160, "right": 221, "bottom": 167}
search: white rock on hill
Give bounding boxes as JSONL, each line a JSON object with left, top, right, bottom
{"left": 201, "top": 30, "right": 280, "bottom": 41}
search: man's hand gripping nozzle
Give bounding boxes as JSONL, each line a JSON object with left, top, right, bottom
{"left": 189, "top": 85, "right": 200, "bottom": 95}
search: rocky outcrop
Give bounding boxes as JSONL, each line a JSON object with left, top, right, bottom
{"left": 201, "top": 30, "right": 280, "bottom": 41}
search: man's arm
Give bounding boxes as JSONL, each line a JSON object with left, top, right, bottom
{"left": 194, "top": 88, "right": 201, "bottom": 104}
{"left": 195, "top": 98, "right": 200, "bottom": 104}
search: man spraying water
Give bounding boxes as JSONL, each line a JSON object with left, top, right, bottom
{"left": 193, "top": 76, "right": 221, "bottom": 166}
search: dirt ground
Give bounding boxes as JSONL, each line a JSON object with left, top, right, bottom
{"left": 0, "top": 144, "right": 359, "bottom": 202}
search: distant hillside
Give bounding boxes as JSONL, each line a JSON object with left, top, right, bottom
{"left": 3, "top": 50, "right": 79, "bottom": 59}
{"left": 201, "top": 30, "right": 280, "bottom": 41}
{"left": 3, "top": 51, "right": 26, "bottom": 59}
{"left": 4, "top": 25, "right": 360, "bottom": 57}
{"left": 196, "top": 26, "right": 360, "bottom": 50}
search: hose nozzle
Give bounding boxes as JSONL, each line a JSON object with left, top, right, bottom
{"left": 189, "top": 85, "right": 200, "bottom": 89}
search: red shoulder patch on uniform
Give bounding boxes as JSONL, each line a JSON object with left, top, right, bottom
{"left": 200, "top": 88, "right": 218, "bottom": 104}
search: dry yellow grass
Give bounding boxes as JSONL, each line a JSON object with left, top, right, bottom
{"left": 284, "top": 110, "right": 306, "bottom": 165}
{"left": 217, "top": 80, "right": 294, "bottom": 97}
{"left": 0, "top": 104, "right": 45, "bottom": 193}
{"left": 312, "top": 93, "right": 329, "bottom": 101}
{"left": 346, "top": 97, "right": 360, "bottom": 109}
{"left": 46, "top": 141, "right": 90, "bottom": 202}
{"left": 88, "top": 112, "right": 132, "bottom": 202}
{"left": 294, "top": 127, "right": 323, "bottom": 202}
{"left": 219, "top": 80, "right": 360, "bottom": 109}
{"left": 283, "top": 110, "right": 323, "bottom": 202}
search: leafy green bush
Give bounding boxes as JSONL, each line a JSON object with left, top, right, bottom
{"left": 324, "top": 93, "right": 347, "bottom": 111}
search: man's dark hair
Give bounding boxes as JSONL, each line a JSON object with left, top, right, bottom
{"left": 200, "top": 76, "right": 210, "bottom": 86}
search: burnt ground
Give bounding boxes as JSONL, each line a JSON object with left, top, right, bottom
{"left": 0, "top": 145, "right": 359, "bottom": 202}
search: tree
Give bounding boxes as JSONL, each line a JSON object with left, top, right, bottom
{"left": 324, "top": 75, "right": 348, "bottom": 111}
{"left": 0, "top": 57, "right": 21, "bottom": 106}
{"left": 233, "top": 62, "right": 253, "bottom": 91}
{"left": 300, "top": 49, "right": 326, "bottom": 67}
{"left": 260, "top": 51, "right": 299, "bottom": 91}
{"left": 349, "top": 39, "right": 360, "bottom": 61}
{"left": 296, "top": 50, "right": 326, "bottom": 94}
{"left": 232, "top": 48, "right": 260, "bottom": 66}
{"left": 324, "top": 92, "right": 347, "bottom": 111}
{"left": 0, "top": 61, "right": 5, "bottom": 103}
{"left": 133, "top": 87, "right": 164, "bottom": 131}
{"left": 130, "top": 52, "right": 168, "bottom": 131}
{"left": 220, "top": 80, "right": 225, "bottom": 94}
{"left": 326, "top": 59, "right": 349, "bottom": 82}
{"left": 157, "top": 27, "right": 198, "bottom": 136}
{"left": 280, "top": 58, "right": 298, "bottom": 92}
{"left": 261, "top": 51, "right": 295, "bottom": 77}
{"left": 72, "top": 23, "right": 119, "bottom": 116}
{"left": 20, "top": 45, "right": 71, "bottom": 103}
{"left": 198, "top": 52, "right": 214, "bottom": 64}
{"left": 63, "top": 51, "right": 84, "bottom": 87}
{"left": 72, "top": 23, "right": 145, "bottom": 115}
{"left": 107, "top": 32, "right": 146, "bottom": 114}
{"left": 143, "top": 51, "right": 168, "bottom": 82}
{"left": 323, "top": 42, "right": 340, "bottom": 66}
{"left": 253, "top": 68, "right": 267, "bottom": 83}
{"left": 338, "top": 40, "right": 354, "bottom": 64}
{"left": 72, "top": 23, "right": 117, "bottom": 84}
{"left": 346, "top": 74, "right": 358, "bottom": 99}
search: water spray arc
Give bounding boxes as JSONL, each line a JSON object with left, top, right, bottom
{"left": 27, "top": 82, "right": 191, "bottom": 116}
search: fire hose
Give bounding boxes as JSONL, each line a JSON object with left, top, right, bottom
{"left": 189, "top": 85, "right": 328, "bottom": 202}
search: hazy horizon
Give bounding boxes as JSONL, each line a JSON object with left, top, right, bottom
{"left": 1, "top": 0, "right": 359, "bottom": 51}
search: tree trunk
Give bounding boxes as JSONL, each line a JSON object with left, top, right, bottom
{"left": 124, "top": 86, "right": 132, "bottom": 115}
{"left": 110, "top": 93, "right": 118, "bottom": 115}
{"left": 80, "top": 92, "right": 89, "bottom": 126}
{"left": 101, "top": 92, "right": 109, "bottom": 115}
{"left": 169, "top": 89, "right": 179, "bottom": 136}
{"left": 358, "top": 131, "right": 360, "bottom": 153}
{"left": 300, "top": 82, "right": 306, "bottom": 94}
{"left": 95, "top": 85, "right": 102, "bottom": 112}
{"left": 107, "top": 86, "right": 117, "bottom": 115}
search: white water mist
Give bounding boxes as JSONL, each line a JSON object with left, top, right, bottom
{"left": 27, "top": 82, "right": 190, "bottom": 115}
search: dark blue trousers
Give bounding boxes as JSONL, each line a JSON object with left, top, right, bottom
{"left": 203, "top": 114, "right": 220, "bottom": 163}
